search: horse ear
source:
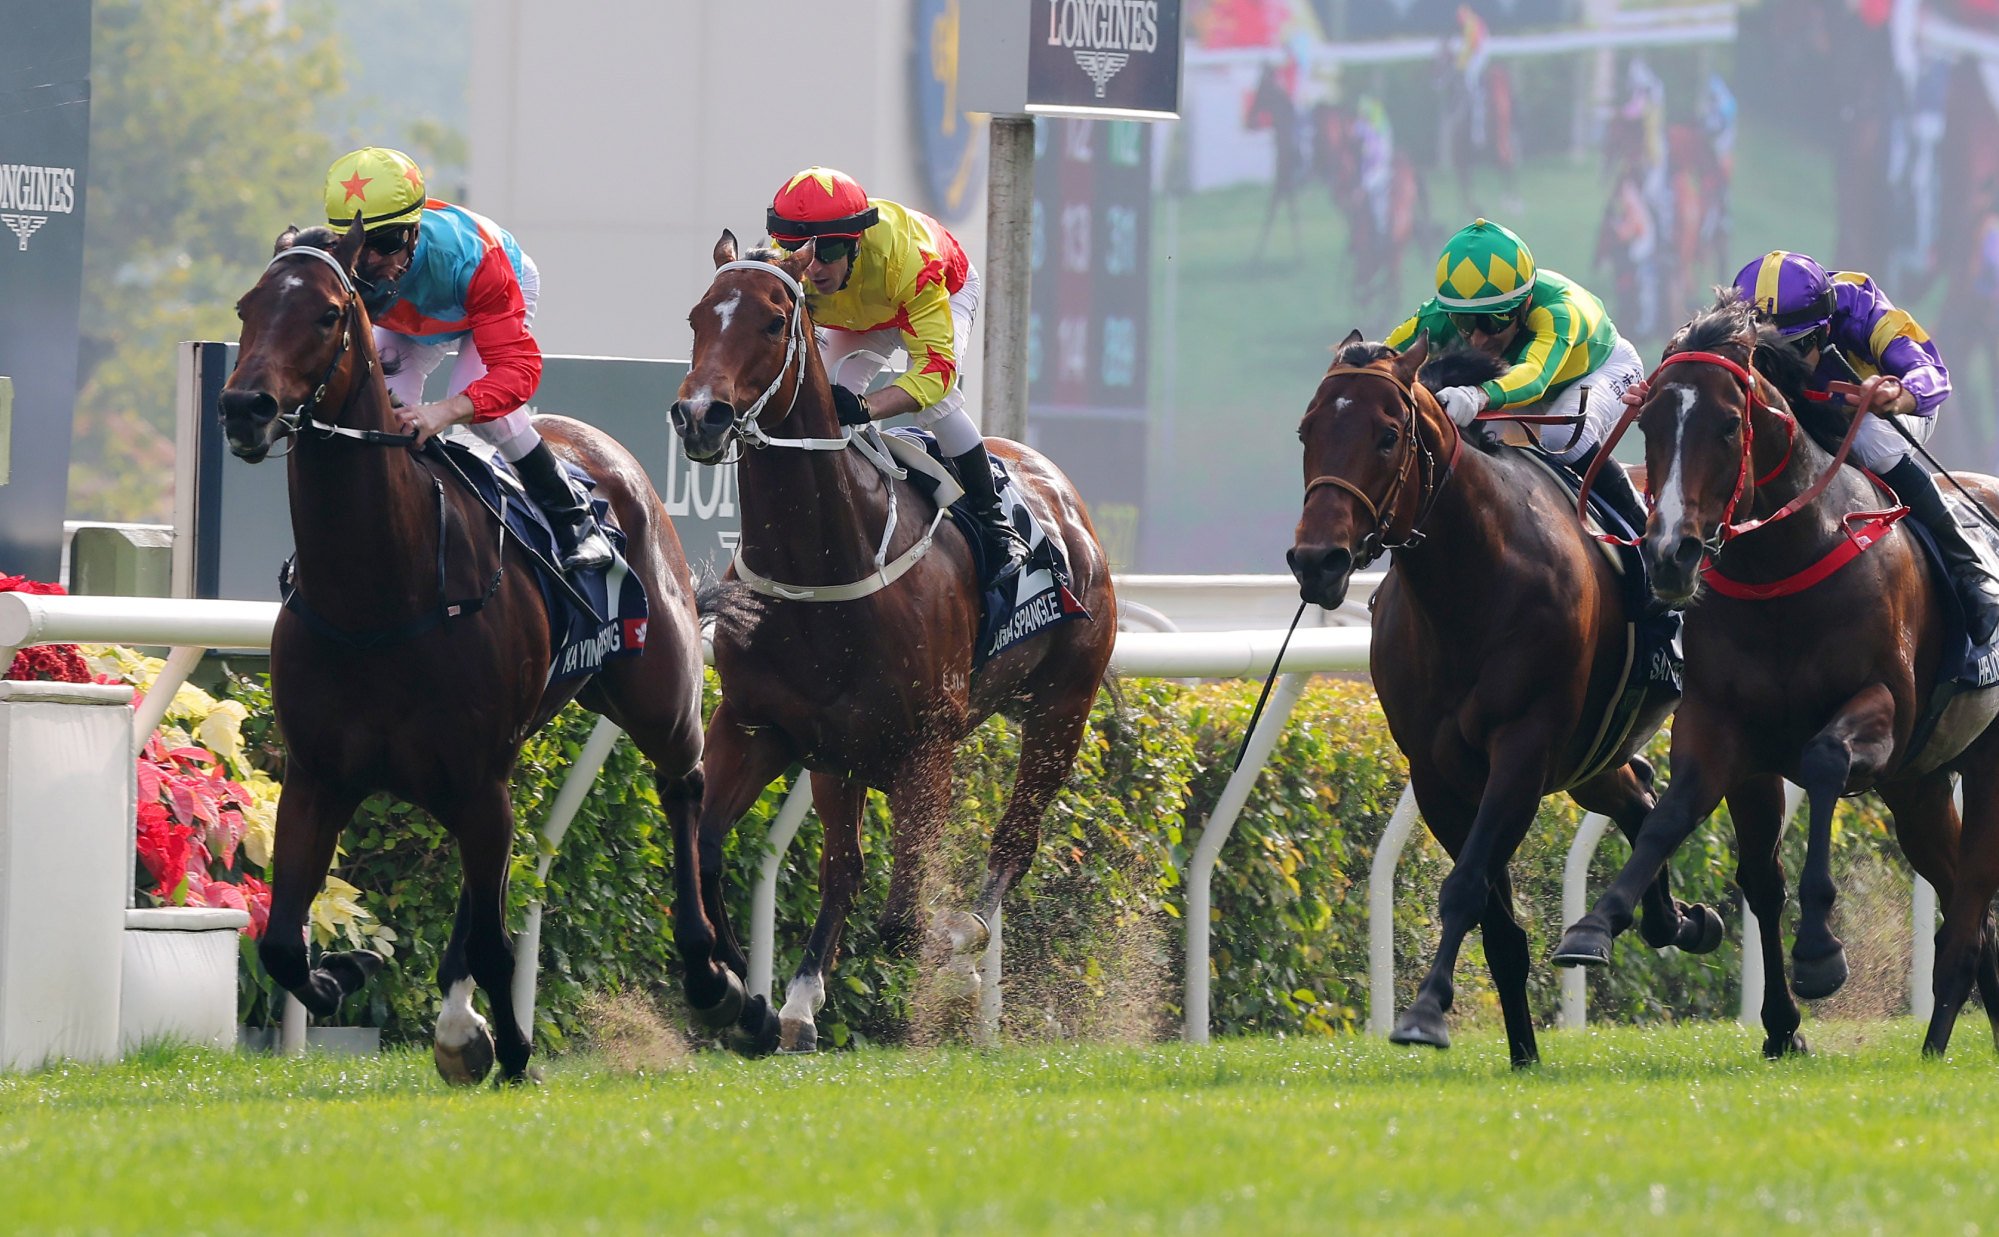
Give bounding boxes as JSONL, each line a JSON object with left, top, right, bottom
{"left": 714, "top": 229, "right": 739, "bottom": 267}
{"left": 1393, "top": 330, "right": 1431, "bottom": 383}
{"left": 333, "top": 212, "right": 366, "bottom": 272}
{"left": 273, "top": 224, "right": 301, "bottom": 255}
{"left": 1339, "top": 328, "right": 1364, "bottom": 349}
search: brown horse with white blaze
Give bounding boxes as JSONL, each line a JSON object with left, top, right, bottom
{"left": 1289, "top": 331, "right": 1719, "bottom": 1067}
{"left": 218, "top": 220, "right": 719, "bottom": 1084}
{"left": 1554, "top": 296, "right": 1999, "bottom": 1058}
{"left": 668, "top": 232, "right": 1117, "bottom": 1053}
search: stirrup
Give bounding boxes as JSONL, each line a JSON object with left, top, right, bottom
{"left": 556, "top": 523, "right": 615, "bottom": 574}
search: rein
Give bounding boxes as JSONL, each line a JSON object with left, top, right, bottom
{"left": 706, "top": 258, "right": 948, "bottom": 603}
{"left": 1301, "top": 364, "right": 1460, "bottom": 569}
{"left": 1583, "top": 345, "right": 1905, "bottom": 600}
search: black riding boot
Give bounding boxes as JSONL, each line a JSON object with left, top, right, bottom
{"left": 1884, "top": 456, "right": 1999, "bottom": 645}
{"left": 949, "top": 443, "right": 1029, "bottom": 585}
{"left": 514, "top": 441, "right": 614, "bottom": 574}
{"left": 1588, "top": 454, "right": 1651, "bottom": 539}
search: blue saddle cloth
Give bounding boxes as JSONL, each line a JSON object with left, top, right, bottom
{"left": 882, "top": 428, "right": 1091, "bottom": 668}
{"left": 437, "top": 437, "right": 650, "bottom": 684}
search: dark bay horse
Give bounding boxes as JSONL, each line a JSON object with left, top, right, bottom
{"left": 1554, "top": 296, "right": 1999, "bottom": 1058}
{"left": 1288, "top": 332, "right": 1719, "bottom": 1066}
{"left": 668, "top": 233, "right": 1117, "bottom": 1053}
{"left": 219, "top": 220, "right": 715, "bottom": 1083}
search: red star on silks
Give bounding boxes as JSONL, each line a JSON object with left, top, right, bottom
{"left": 913, "top": 255, "right": 946, "bottom": 293}
{"left": 404, "top": 166, "right": 423, "bottom": 188}
{"left": 919, "top": 347, "right": 956, "bottom": 386}
{"left": 339, "top": 172, "right": 373, "bottom": 203}
{"left": 860, "top": 306, "right": 917, "bottom": 336}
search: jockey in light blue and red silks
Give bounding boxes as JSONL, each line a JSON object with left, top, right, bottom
{"left": 1734, "top": 249, "right": 1999, "bottom": 642}
{"left": 323, "top": 146, "right": 612, "bottom": 574}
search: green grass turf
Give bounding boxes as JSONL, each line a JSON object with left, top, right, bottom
{"left": 4, "top": 1021, "right": 1995, "bottom": 1233}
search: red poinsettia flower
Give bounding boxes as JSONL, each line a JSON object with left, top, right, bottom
{"left": 239, "top": 874, "right": 271, "bottom": 939}
{"left": 0, "top": 577, "right": 90, "bottom": 682}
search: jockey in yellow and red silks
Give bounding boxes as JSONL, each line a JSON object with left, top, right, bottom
{"left": 324, "top": 146, "right": 611, "bottom": 573}
{"left": 765, "top": 166, "right": 1027, "bottom": 584}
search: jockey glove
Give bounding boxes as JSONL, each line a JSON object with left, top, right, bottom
{"left": 830, "top": 384, "right": 873, "bottom": 426}
{"left": 1436, "top": 384, "right": 1489, "bottom": 427}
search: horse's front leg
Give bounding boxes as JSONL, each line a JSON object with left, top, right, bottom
{"left": 433, "top": 781, "right": 534, "bottom": 1085}
{"left": 1391, "top": 722, "right": 1550, "bottom": 1059}
{"left": 257, "top": 771, "right": 377, "bottom": 1018}
{"left": 688, "top": 700, "right": 794, "bottom": 1052}
{"left": 1790, "top": 683, "right": 1897, "bottom": 1000}
{"left": 778, "top": 773, "right": 868, "bottom": 1054}
{"left": 1727, "top": 776, "right": 1806, "bottom": 1058}
{"left": 1569, "top": 758, "right": 1724, "bottom": 955}
{"left": 1555, "top": 711, "right": 1736, "bottom": 967}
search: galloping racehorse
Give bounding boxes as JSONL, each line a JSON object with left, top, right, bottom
{"left": 1289, "top": 332, "right": 1720, "bottom": 1066}
{"left": 668, "top": 234, "right": 1117, "bottom": 1053}
{"left": 1555, "top": 295, "right": 1999, "bottom": 1058}
{"left": 219, "top": 220, "right": 715, "bottom": 1084}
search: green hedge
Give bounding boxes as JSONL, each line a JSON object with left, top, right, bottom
{"left": 219, "top": 668, "right": 1909, "bottom": 1048}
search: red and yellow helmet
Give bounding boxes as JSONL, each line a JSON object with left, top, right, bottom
{"left": 767, "top": 167, "right": 879, "bottom": 242}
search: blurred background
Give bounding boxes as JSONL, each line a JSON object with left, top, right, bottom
{"left": 47, "top": 0, "right": 1999, "bottom": 573}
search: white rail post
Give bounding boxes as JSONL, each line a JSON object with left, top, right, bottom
{"left": 1559, "top": 813, "right": 1614, "bottom": 1030}
{"left": 1183, "top": 671, "right": 1312, "bottom": 1044}
{"left": 977, "top": 905, "right": 1004, "bottom": 1046}
{"left": 280, "top": 992, "right": 306, "bottom": 1055}
{"left": 511, "top": 715, "right": 624, "bottom": 1037}
{"left": 748, "top": 775, "right": 815, "bottom": 1002}
{"left": 130, "top": 644, "right": 206, "bottom": 748}
{"left": 1910, "top": 778, "right": 1958, "bottom": 1022}
{"left": 1740, "top": 780, "right": 1808, "bottom": 1024}
{"left": 1366, "top": 785, "right": 1423, "bottom": 1036}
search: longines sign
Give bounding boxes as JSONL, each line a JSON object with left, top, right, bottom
{"left": 1027, "top": 0, "right": 1181, "bottom": 119}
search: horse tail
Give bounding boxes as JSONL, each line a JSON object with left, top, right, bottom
{"left": 695, "top": 577, "right": 764, "bottom": 643}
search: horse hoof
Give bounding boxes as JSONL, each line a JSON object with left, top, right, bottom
{"left": 928, "top": 909, "right": 989, "bottom": 960}
{"left": 434, "top": 1023, "right": 496, "bottom": 1086}
{"left": 1763, "top": 1031, "right": 1808, "bottom": 1060}
{"left": 500, "top": 1065, "right": 545, "bottom": 1088}
{"left": 1791, "top": 945, "right": 1849, "bottom": 1001}
{"left": 1677, "top": 903, "right": 1726, "bottom": 955}
{"left": 778, "top": 1018, "right": 819, "bottom": 1054}
{"left": 320, "top": 949, "right": 385, "bottom": 996}
{"left": 725, "top": 994, "right": 781, "bottom": 1059}
{"left": 690, "top": 967, "right": 747, "bottom": 1032}
{"left": 1551, "top": 922, "right": 1613, "bottom": 968}
{"left": 1389, "top": 1007, "right": 1451, "bottom": 1050}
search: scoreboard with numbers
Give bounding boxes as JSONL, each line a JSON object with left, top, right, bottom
{"left": 1026, "top": 116, "right": 1150, "bottom": 569}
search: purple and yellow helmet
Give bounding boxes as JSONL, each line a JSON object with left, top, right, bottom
{"left": 1732, "top": 251, "right": 1833, "bottom": 338}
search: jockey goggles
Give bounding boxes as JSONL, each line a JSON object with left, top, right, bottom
{"left": 1449, "top": 309, "right": 1517, "bottom": 336}
{"left": 363, "top": 225, "right": 414, "bottom": 257}
{"left": 773, "top": 234, "right": 858, "bottom": 265}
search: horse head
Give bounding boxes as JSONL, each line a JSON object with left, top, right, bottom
{"left": 1636, "top": 293, "right": 1803, "bottom": 605}
{"left": 1288, "top": 328, "right": 1436, "bottom": 607}
{"left": 219, "top": 218, "right": 369, "bottom": 463}
{"left": 671, "top": 229, "right": 819, "bottom": 463}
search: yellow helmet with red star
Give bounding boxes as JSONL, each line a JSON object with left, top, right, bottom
{"left": 767, "top": 167, "right": 879, "bottom": 242}
{"left": 324, "top": 147, "right": 426, "bottom": 231}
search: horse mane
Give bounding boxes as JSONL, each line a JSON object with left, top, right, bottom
{"left": 1667, "top": 289, "right": 1817, "bottom": 409}
{"left": 1418, "top": 347, "right": 1507, "bottom": 393}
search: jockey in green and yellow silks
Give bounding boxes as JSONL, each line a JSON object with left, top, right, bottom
{"left": 1386, "top": 219, "right": 1650, "bottom": 532}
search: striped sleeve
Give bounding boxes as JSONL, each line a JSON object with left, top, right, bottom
{"left": 1480, "top": 301, "right": 1579, "bottom": 410}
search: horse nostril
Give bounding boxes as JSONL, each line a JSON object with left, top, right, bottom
{"left": 703, "top": 400, "right": 736, "bottom": 430}
{"left": 1671, "top": 535, "right": 1705, "bottom": 574}
{"left": 218, "top": 389, "right": 278, "bottom": 425}
{"left": 669, "top": 400, "right": 692, "bottom": 433}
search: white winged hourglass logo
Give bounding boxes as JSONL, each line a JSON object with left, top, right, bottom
{"left": 2, "top": 214, "right": 47, "bottom": 250}
{"left": 1072, "top": 50, "right": 1128, "bottom": 97}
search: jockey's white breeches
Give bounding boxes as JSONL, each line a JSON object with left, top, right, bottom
{"left": 818, "top": 262, "right": 985, "bottom": 456}
{"left": 1532, "top": 334, "right": 1645, "bottom": 466}
{"left": 1851, "top": 405, "right": 1934, "bottom": 471}
{"left": 377, "top": 254, "right": 543, "bottom": 462}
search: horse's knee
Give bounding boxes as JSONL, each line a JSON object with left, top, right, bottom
{"left": 1798, "top": 735, "right": 1852, "bottom": 796}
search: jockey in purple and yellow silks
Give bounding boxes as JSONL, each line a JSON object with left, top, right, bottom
{"left": 765, "top": 166, "right": 1027, "bottom": 584}
{"left": 323, "top": 146, "right": 611, "bottom": 573}
{"left": 1734, "top": 250, "right": 1999, "bottom": 641}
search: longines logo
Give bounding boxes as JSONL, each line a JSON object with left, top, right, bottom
{"left": 1044, "top": 0, "right": 1160, "bottom": 98}
{"left": 0, "top": 162, "right": 78, "bottom": 251}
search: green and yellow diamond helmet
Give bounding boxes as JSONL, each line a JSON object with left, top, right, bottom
{"left": 324, "top": 146, "right": 426, "bottom": 231}
{"left": 1432, "top": 218, "right": 1536, "bottom": 312}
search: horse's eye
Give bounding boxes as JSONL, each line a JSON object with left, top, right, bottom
{"left": 765, "top": 315, "right": 785, "bottom": 336}
{"left": 1719, "top": 414, "right": 1742, "bottom": 438}
{"left": 318, "top": 307, "right": 340, "bottom": 328}
{"left": 1378, "top": 426, "right": 1400, "bottom": 453}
